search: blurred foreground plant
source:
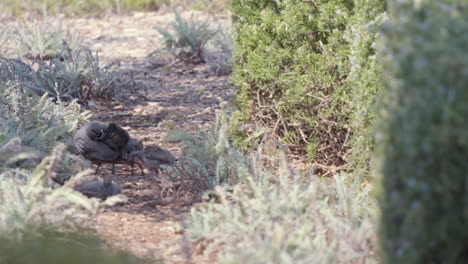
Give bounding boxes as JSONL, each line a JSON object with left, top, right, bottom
{"left": 0, "top": 231, "right": 150, "bottom": 264}
{"left": 378, "top": 1, "right": 468, "bottom": 263}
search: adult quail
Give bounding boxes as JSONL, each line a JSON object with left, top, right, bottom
{"left": 73, "top": 175, "right": 121, "bottom": 200}
{"left": 101, "top": 123, "right": 130, "bottom": 152}
{"left": 74, "top": 121, "right": 140, "bottom": 174}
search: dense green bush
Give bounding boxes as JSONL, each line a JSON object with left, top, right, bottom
{"left": 378, "top": 1, "right": 468, "bottom": 263}
{"left": 231, "top": 0, "right": 352, "bottom": 168}
{"left": 231, "top": 0, "right": 388, "bottom": 175}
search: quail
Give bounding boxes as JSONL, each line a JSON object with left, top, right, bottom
{"left": 73, "top": 175, "right": 121, "bottom": 200}
{"left": 74, "top": 121, "right": 141, "bottom": 174}
{"left": 132, "top": 144, "right": 176, "bottom": 177}
{"left": 101, "top": 123, "right": 130, "bottom": 152}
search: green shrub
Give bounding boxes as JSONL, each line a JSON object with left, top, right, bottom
{"left": 231, "top": 0, "right": 354, "bottom": 168}
{"left": 377, "top": 1, "right": 468, "bottom": 263}
{"left": 344, "top": 0, "right": 386, "bottom": 175}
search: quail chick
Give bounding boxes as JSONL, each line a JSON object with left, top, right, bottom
{"left": 73, "top": 175, "right": 121, "bottom": 200}
{"left": 132, "top": 145, "right": 175, "bottom": 177}
{"left": 116, "top": 138, "right": 145, "bottom": 175}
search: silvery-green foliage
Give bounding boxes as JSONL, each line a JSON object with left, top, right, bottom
{"left": 203, "top": 20, "right": 233, "bottom": 75}
{"left": 1, "top": 20, "right": 133, "bottom": 101}
{"left": 165, "top": 112, "right": 246, "bottom": 188}
{"left": 0, "top": 17, "right": 127, "bottom": 249}
{"left": 0, "top": 82, "right": 90, "bottom": 152}
{"left": 12, "top": 19, "right": 83, "bottom": 59}
{"left": 0, "top": 25, "right": 12, "bottom": 56}
{"left": 154, "top": 9, "right": 218, "bottom": 62}
{"left": 188, "top": 152, "right": 377, "bottom": 263}
{"left": 0, "top": 143, "right": 100, "bottom": 241}
{"left": 172, "top": 112, "right": 377, "bottom": 263}
{"left": 0, "top": 46, "right": 127, "bottom": 101}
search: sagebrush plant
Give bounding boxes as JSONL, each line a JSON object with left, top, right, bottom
{"left": 0, "top": 143, "right": 133, "bottom": 261}
{"left": 231, "top": 0, "right": 354, "bottom": 169}
{"left": 170, "top": 111, "right": 377, "bottom": 263}
{"left": 190, "top": 171, "right": 377, "bottom": 263}
{"left": 0, "top": 144, "right": 100, "bottom": 241}
{"left": 0, "top": 25, "right": 11, "bottom": 56}
{"left": 0, "top": 82, "right": 90, "bottom": 151}
{"left": 12, "top": 19, "right": 83, "bottom": 59}
{"left": 164, "top": 110, "right": 244, "bottom": 189}
{"left": 0, "top": 80, "right": 125, "bottom": 244}
{"left": 154, "top": 9, "right": 218, "bottom": 63}
{"left": 0, "top": 44, "right": 133, "bottom": 101}
{"left": 377, "top": 1, "right": 468, "bottom": 263}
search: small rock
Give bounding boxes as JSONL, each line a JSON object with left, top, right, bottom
{"left": 114, "top": 105, "right": 126, "bottom": 110}
{"left": 147, "top": 102, "right": 160, "bottom": 107}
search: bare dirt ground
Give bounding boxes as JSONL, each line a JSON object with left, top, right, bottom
{"left": 63, "top": 10, "right": 232, "bottom": 263}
